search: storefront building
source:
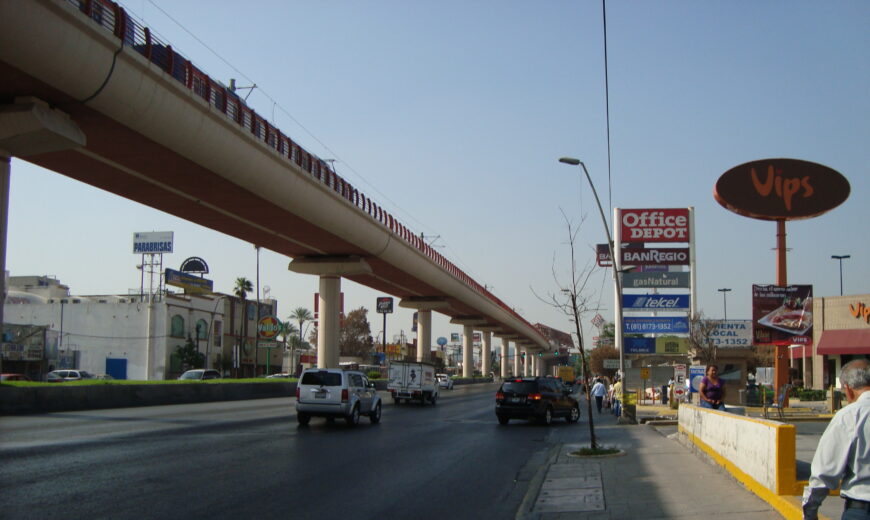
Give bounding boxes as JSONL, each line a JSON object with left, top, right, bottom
{"left": 811, "top": 294, "right": 870, "bottom": 389}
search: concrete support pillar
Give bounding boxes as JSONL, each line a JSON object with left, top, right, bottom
{"left": 416, "top": 309, "right": 432, "bottom": 362}
{"left": 481, "top": 331, "right": 492, "bottom": 377}
{"left": 462, "top": 325, "right": 473, "bottom": 378}
{"left": 514, "top": 345, "right": 521, "bottom": 377}
{"left": 522, "top": 348, "right": 530, "bottom": 376}
{"left": 317, "top": 276, "right": 341, "bottom": 368}
{"left": 289, "top": 255, "right": 372, "bottom": 369}
{"left": 500, "top": 341, "right": 509, "bottom": 378}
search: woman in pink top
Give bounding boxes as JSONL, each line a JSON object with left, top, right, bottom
{"left": 699, "top": 365, "right": 726, "bottom": 410}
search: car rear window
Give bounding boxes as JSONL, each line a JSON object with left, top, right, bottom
{"left": 301, "top": 371, "right": 342, "bottom": 386}
{"left": 501, "top": 381, "right": 538, "bottom": 394}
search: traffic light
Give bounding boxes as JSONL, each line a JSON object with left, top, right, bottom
{"left": 538, "top": 352, "right": 543, "bottom": 357}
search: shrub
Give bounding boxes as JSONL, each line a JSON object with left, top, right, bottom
{"left": 367, "top": 371, "right": 381, "bottom": 380}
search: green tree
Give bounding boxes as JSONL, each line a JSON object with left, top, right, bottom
{"left": 689, "top": 311, "right": 722, "bottom": 365}
{"left": 175, "top": 335, "right": 204, "bottom": 370}
{"left": 339, "top": 307, "right": 374, "bottom": 358}
{"left": 289, "top": 307, "right": 313, "bottom": 351}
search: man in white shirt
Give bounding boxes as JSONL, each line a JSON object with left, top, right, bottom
{"left": 591, "top": 378, "right": 607, "bottom": 414}
{"left": 803, "top": 358, "right": 870, "bottom": 520}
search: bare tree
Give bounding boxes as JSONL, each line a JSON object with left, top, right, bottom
{"left": 688, "top": 311, "right": 722, "bottom": 364}
{"left": 533, "top": 210, "right": 601, "bottom": 450}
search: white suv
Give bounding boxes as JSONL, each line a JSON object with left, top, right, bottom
{"left": 295, "top": 369, "right": 382, "bottom": 426}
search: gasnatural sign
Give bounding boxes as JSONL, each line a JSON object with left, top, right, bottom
{"left": 257, "top": 315, "right": 283, "bottom": 340}
{"left": 714, "top": 158, "right": 850, "bottom": 221}
{"left": 622, "top": 272, "right": 690, "bottom": 289}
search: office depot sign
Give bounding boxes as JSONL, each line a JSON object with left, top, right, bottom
{"left": 621, "top": 208, "right": 689, "bottom": 243}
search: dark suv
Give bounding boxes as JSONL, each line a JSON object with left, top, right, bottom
{"left": 495, "top": 377, "right": 580, "bottom": 425}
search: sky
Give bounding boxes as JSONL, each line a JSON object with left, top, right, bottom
{"left": 7, "top": 1, "right": 869, "bottom": 351}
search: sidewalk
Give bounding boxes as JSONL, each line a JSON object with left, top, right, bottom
{"left": 516, "top": 404, "right": 843, "bottom": 520}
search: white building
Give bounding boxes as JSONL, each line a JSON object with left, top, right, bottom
{"left": 3, "top": 275, "right": 283, "bottom": 380}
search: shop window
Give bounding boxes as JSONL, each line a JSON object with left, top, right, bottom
{"left": 196, "top": 319, "right": 208, "bottom": 340}
{"left": 213, "top": 321, "right": 222, "bottom": 347}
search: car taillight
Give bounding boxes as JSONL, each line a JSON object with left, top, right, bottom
{"left": 496, "top": 391, "right": 505, "bottom": 401}
{"left": 296, "top": 387, "right": 300, "bottom": 399}
{"left": 528, "top": 393, "right": 542, "bottom": 400}
{"left": 341, "top": 389, "right": 349, "bottom": 402}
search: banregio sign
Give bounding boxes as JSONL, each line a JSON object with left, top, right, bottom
{"left": 620, "top": 248, "right": 690, "bottom": 266}
{"left": 622, "top": 294, "right": 690, "bottom": 311}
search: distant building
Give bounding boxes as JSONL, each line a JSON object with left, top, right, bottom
{"left": 3, "top": 275, "right": 281, "bottom": 380}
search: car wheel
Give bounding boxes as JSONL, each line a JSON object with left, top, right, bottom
{"left": 497, "top": 414, "right": 510, "bottom": 425}
{"left": 369, "top": 402, "right": 382, "bottom": 424}
{"left": 297, "top": 412, "right": 310, "bottom": 425}
{"left": 346, "top": 405, "right": 360, "bottom": 426}
{"left": 567, "top": 405, "right": 580, "bottom": 423}
{"left": 540, "top": 407, "right": 553, "bottom": 425}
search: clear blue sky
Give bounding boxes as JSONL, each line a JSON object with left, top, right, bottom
{"left": 8, "top": 1, "right": 869, "bottom": 350}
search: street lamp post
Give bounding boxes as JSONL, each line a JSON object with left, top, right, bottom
{"left": 717, "top": 288, "right": 731, "bottom": 320}
{"left": 205, "top": 295, "right": 227, "bottom": 371}
{"left": 831, "top": 255, "right": 850, "bottom": 296}
{"left": 559, "top": 157, "right": 628, "bottom": 421}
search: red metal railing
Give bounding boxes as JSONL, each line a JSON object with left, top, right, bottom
{"left": 69, "top": 0, "right": 543, "bottom": 340}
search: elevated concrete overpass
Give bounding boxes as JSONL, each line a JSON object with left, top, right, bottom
{"left": 0, "top": 0, "right": 553, "bottom": 376}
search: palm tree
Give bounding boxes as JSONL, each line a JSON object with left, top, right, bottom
{"left": 289, "top": 307, "right": 313, "bottom": 375}
{"left": 234, "top": 277, "right": 253, "bottom": 376}
{"left": 281, "top": 321, "right": 299, "bottom": 375}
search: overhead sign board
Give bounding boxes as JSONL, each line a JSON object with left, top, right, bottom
{"left": 596, "top": 243, "right": 613, "bottom": 267}
{"left": 376, "top": 297, "right": 394, "bottom": 314}
{"left": 623, "top": 336, "right": 689, "bottom": 354}
{"left": 622, "top": 294, "right": 690, "bottom": 311}
{"left": 623, "top": 317, "right": 689, "bottom": 334}
{"left": 133, "top": 231, "right": 173, "bottom": 254}
{"left": 164, "top": 268, "right": 213, "bottom": 294}
{"left": 714, "top": 158, "right": 850, "bottom": 221}
{"left": 620, "top": 208, "right": 690, "bottom": 243}
{"left": 752, "top": 284, "right": 813, "bottom": 345}
{"left": 620, "top": 248, "right": 690, "bottom": 266}
{"left": 622, "top": 272, "right": 690, "bottom": 289}
{"left": 709, "top": 320, "right": 753, "bottom": 348}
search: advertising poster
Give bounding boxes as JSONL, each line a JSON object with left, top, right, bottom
{"left": 623, "top": 317, "right": 690, "bottom": 334}
{"left": 752, "top": 284, "right": 813, "bottom": 345}
{"left": 709, "top": 320, "right": 753, "bottom": 348}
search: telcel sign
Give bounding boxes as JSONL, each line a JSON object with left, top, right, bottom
{"left": 714, "top": 158, "right": 849, "bottom": 221}
{"left": 621, "top": 208, "right": 689, "bottom": 243}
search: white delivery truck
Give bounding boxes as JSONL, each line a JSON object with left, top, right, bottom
{"left": 387, "top": 361, "right": 439, "bottom": 405}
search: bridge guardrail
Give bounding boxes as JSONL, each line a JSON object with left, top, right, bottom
{"left": 67, "top": 0, "right": 545, "bottom": 344}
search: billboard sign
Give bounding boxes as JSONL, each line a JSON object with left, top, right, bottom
{"left": 596, "top": 243, "right": 613, "bottom": 267}
{"left": 689, "top": 366, "right": 707, "bottom": 393}
{"left": 133, "top": 231, "right": 173, "bottom": 254}
{"left": 622, "top": 271, "right": 690, "bottom": 289}
{"left": 376, "top": 297, "right": 394, "bottom": 314}
{"left": 715, "top": 159, "right": 850, "bottom": 221}
{"left": 620, "top": 208, "right": 690, "bottom": 243}
{"left": 622, "top": 294, "right": 690, "bottom": 311}
{"left": 655, "top": 337, "right": 689, "bottom": 354}
{"left": 623, "top": 317, "right": 689, "bottom": 334}
{"left": 620, "top": 248, "right": 690, "bottom": 266}
{"left": 752, "top": 284, "right": 813, "bottom": 345}
{"left": 164, "top": 268, "right": 213, "bottom": 294}
{"left": 257, "top": 316, "right": 283, "bottom": 340}
{"left": 709, "top": 320, "right": 753, "bottom": 348}
{"left": 624, "top": 337, "right": 655, "bottom": 354}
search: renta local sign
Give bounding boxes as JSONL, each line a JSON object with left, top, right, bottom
{"left": 714, "top": 158, "right": 849, "bottom": 221}
{"left": 620, "top": 208, "right": 689, "bottom": 243}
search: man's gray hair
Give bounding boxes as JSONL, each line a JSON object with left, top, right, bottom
{"left": 840, "top": 359, "right": 870, "bottom": 389}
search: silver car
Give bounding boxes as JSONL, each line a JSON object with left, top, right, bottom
{"left": 295, "top": 369, "right": 382, "bottom": 426}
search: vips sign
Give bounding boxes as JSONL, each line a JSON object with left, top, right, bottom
{"left": 752, "top": 284, "right": 813, "bottom": 345}
{"left": 622, "top": 294, "right": 690, "bottom": 311}
{"left": 621, "top": 209, "right": 689, "bottom": 243}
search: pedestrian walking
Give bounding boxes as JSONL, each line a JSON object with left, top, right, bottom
{"left": 611, "top": 376, "right": 623, "bottom": 418}
{"left": 699, "top": 365, "right": 726, "bottom": 410}
{"left": 802, "top": 359, "right": 870, "bottom": 520}
{"left": 591, "top": 378, "right": 607, "bottom": 413}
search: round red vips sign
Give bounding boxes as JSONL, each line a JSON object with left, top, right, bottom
{"left": 714, "top": 158, "right": 849, "bottom": 221}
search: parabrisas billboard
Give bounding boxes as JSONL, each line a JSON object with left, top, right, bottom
{"left": 714, "top": 159, "right": 849, "bottom": 221}
{"left": 620, "top": 208, "right": 689, "bottom": 243}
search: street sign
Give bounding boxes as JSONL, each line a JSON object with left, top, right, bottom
{"left": 689, "top": 366, "right": 707, "bottom": 393}
{"left": 674, "top": 364, "right": 687, "bottom": 386}
{"left": 674, "top": 386, "right": 687, "bottom": 399}
{"left": 603, "top": 359, "right": 620, "bottom": 369}
{"left": 640, "top": 367, "right": 650, "bottom": 379}
{"left": 376, "top": 297, "right": 394, "bottom": 314}
{"left": 257, "top": 315, "right": 283, "bottom": 340}
{"left": 258, "top": 341, "right": 278, "bottom": 349}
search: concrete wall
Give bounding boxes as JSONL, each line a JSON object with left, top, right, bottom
{"left": 678, "top": 404, "right": 799, "bottom": 496}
